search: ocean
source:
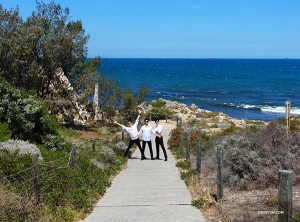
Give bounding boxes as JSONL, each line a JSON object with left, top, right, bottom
{"left": 97, "top": 58, "right": 300, "bottom": 121}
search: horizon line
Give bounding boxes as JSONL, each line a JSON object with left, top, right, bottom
{"left": 88, "top": 57, "right": 300, "bottom": 60}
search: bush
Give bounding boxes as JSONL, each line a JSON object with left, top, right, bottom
{"left": 192, "top": 197, "right": 215, "bottom": 209}
{"left": 0, "top": 82, "right": 64, "bottom": 149}
{"left": 176, "top": 160, "right": 191, "bottom": 170}
{"left": 148, "top": 108, "right": 173, "bottom": 121}
{"left": 151, "top": 99, "right": 166, "bottom": 108}
{"left": 0, "top": 139, "right": 43, "bottom": 160}
{"left": 168, "top": 127, "right": 211, "bottom": 154}
{"left": 0, "top": 122, "right": 11, "bottom": 142}
{"left": 213, "top": 121, "right": 300, "bottom": 189}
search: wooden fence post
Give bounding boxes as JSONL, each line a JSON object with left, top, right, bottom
{"left": 217, "top": 149, "right": 223, "bottom": 201}
{"left": 92, "top": 139, "right": 95, "bottom": 152}
{"left": 106, "top": 135, "right": 110, "bottom": 146}
{"left": 196, "top": 139, "right": 201, "bottom": 172}
{"left": 32, "top": 153, "right": 40, "bottom": 206}
{"left": 278, "top": 170, "right": 293, "bottom": 222}
{"left": 186, "top": 132, "right": 190, "bottom": 160}
{"left": 71, "top": 143, "right": 77, "bottom": 168}
{"left": 180, "top": 132, "right": 184, "bottom": 154}
{"left": 122, "top": 130, "right": 124, "bottom": 141}
{"left": 286, "top": 101, "right": 291, "bottom": 135}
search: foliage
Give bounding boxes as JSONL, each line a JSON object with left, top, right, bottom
{"left": 0, "top": 138, "right": 127, "bottom": 221}
{"left": 176, "top": 160, "right": 191, "bottom": 170}
{"left": 192, "top": 198, "right": 215, "bottom": 209}
{"left": 97, "top": 74, "right": 122, "bottom": 122}
{"left": 167, "top": 127, "right": 211, "bottom": 155}
{"left": 0, "top": 82, "right": 65, "bottom": 150}
{"left": 119, "top": 86, "right": 149, "bottom": 122}
{"left": 180, "top": 170, "right": 195, "bottom": 181}
{"left": 293, "top": 212, "right": 300, "bottom": 222}
{"left": 264, "top": 196, "right": 278, "bottom": 206}
{"left": 0, "top": 2, "right": 102, "bottom": 125}
{"left": 0, "top": 150, "right": 32, "bottom": 179}
{"left": 216, "top": 122, "right": 240, "bottom": 137}
{"left": 0, "top": 122, "right": 11, "bottom": 142}
{"left": 214, "top": 121, "right": 300, "bottom": 190}
{"left": 150, "top": 99, "right": 166, "bottom": 108}
{"left": 0, "top": 139, "right": 43, "bottom": 160}
{"left": 170, "top": 147, "right": 184, "bottom": 159}
{"left": 148, "top": 107, "right": 173, "bottom": 121}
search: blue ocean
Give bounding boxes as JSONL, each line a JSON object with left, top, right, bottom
{"left": 97, "top": 58, "right": 300, "bottom": 121}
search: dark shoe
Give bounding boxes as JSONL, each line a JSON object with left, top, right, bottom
{"left": 141, "top": 157, "right": 148, "bottom": 160}
{"left": 156, "top": 157, "right": 161, "bottom": 160}
{"left": 151, "top": 158, "right": 155, "bottom": 160}
{"left": 164, "top": 158, "right": 167, "bottom": 161}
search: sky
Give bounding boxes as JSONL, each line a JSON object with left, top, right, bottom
{"left": 2, "top": 0, "right": 300, "bottom": 58}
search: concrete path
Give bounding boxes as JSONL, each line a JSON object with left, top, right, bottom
{"left": 85, "top": 122, "right": 206, "bottom": 222}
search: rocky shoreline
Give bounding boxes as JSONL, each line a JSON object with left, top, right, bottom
{"left": 140, "top": 98, "right": 267, "bottom": 135}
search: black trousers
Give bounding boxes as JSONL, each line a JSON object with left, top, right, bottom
{"left": 124, "top": 138, "right": 145, "bottom": 158}
{"left": 155, "top": 136, "right": 168, "bottom": 160}
{"left": 142, "top": 140, "right": 153, "bottom": 159}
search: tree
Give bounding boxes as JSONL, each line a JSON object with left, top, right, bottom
{"left": 97, "top": 74, "right": 122, "bottom": 121}
{"left": 0, "top": 1, "right": 100, "bottom": 124}
{"left": 136, "top": 86, "right": 150, "bottom": 105}
{"left": 118, "top": 86, "right": 149, "bottom": 122}
{"left": 0, "top": 4, "right": 23, "bottom": 84}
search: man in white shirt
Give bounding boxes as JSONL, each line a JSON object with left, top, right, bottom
{"left": 138, "top": 118, "right": 154, "bottom": 160}
{"left": 153, "top": 119, "right": 168, "bottom": 161}
{"left": 114, "top": 110, "right": 146, "bottom": 160}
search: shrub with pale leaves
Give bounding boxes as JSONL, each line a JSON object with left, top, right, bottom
{"left": 0, "top": 140, "right": 43, "bottom": 160}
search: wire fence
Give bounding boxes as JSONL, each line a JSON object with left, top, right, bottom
{"left": 0, "top": 135, "right": 129, "bottom": 220}
{"left": 178, "top": 128, "right": 300, "bottom": 222}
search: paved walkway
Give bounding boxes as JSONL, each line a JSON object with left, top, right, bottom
{"left": 85, "top": 122, "right": 206, "bottom": 222}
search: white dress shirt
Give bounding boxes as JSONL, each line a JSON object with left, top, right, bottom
{"left": 138, "top": 125, "right": 153, "bottom": 141}
{"left": 120, "top": 120, "right": 139, "bottom": 140}
{"left": 154, "top": 124, "right": 163, "bottom": 136}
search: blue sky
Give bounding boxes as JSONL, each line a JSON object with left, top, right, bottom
{"left": 2, "top": 0, "right": 300, "bottom": 58}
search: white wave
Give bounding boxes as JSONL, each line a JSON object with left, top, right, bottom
{"left": 243, "top": 104, "right": 257, "bottom": 109}
{"left": 261, "top": 106, "right": 300, "bottom": 115}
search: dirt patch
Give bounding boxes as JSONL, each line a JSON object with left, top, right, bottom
{"left": 78, "top": 130, "right": 99, "bottom": 140}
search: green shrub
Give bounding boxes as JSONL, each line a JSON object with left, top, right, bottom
{"left": 0, "top": 122, "right": 11, "bottom": 142}
{"left": 180, "top": 170, "right": 195, "bottom": 181}
{"left": 264, "top": 196, "right": 278, "bottom": 206}
{"left": 151, "top": 99, "right": 166, "bottom": 108}
{"left": 176, "top": 160, "right": 191, "bottom": 170}
{"left": 0, "top": 82, "right": 64, "bottom": 150}
{"left": 0, "top": 150, "right": 32, "bottom": 180}
{"left": 293, "top": 212, "right": 300, "bottom": 222}
{"left": 148, "top": 108, "right": 173, "bottom": 121}
{"left": 171, "top": 147, "right": 184, "bottom": 159}
{"left": 192, "top": 197, "right": 215, "bottom": 209}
